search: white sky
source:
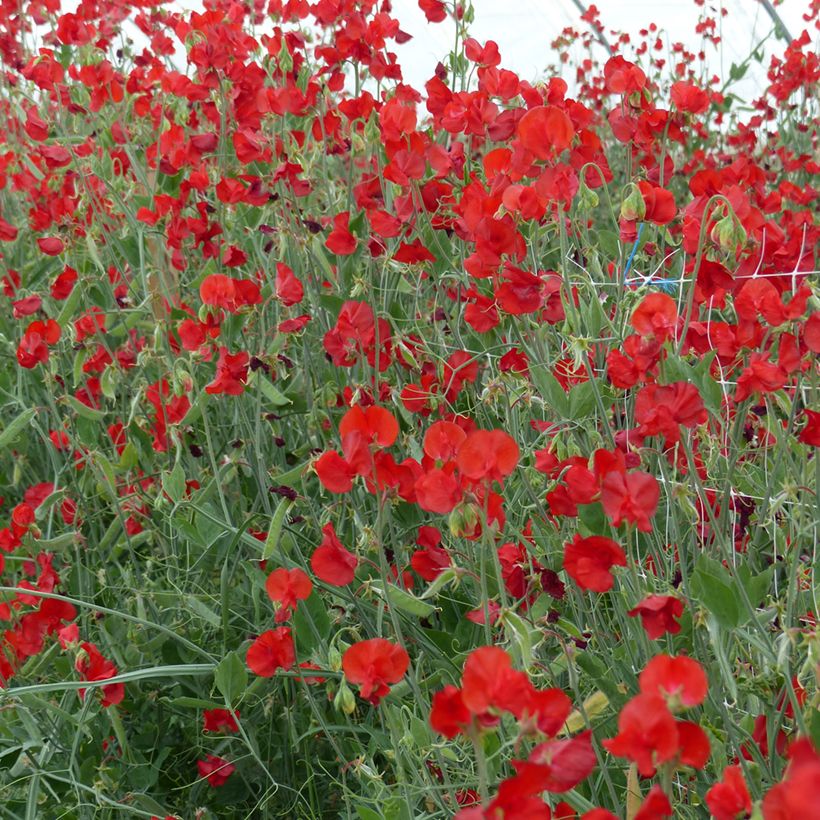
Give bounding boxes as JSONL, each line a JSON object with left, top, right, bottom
{"left": 387, "top": 0, "right": 814, "bottom": 96}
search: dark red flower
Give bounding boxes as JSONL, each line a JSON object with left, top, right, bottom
{"left": 197, "top": 755, "right": 235, "bottom": 787}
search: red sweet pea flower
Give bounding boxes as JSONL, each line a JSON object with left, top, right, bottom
{"left": 37, "top": 236, "right": 65, "bottom": 256}
{"left": 603, "top": 693, "right": 679, "bottom": 776}
{"left": 315, "top": 450, "right": 356, "bottom": 493}
{"left": 456, "top": 429, "right": 519, "bottom": 483}
{"left": 798, "top": 409, "right": 820, "bottom": 447}
{"left": 265, "top": 567, "right": 313, "bottom": 622}
{"left": 676, "top": 719, "right": 711, "bottom": 768}
{"left": 637, "top": 181, "right": 677, "bottom": 225}
{"left": 414, "top": 468, "right": 462, "bottom": 514}
{"left": 342, "top": 638, "right": 409, "bottom": 705}
{"left": 634, "top": 785, "right": 672, "bottom": 819}
{"left": 246, "top": 627, "right": 295, "bottom": 677}
{"left": 670, "top": 80, "right": 710, "bottom": 114}
{"left": 599, "top": 467, "right": 659, "bottom": 533}
{"left": 275, "top": 262, "right": 304, "bottom": 306}
{"left": 762, "top": 737, "right": 820, "bottom": 819}
{"left": 200, "top": 273, "right": 261, "bottom": 312}
{"left": 461, "top": 646, "right": 534, "bottom": 719}
{"left": 517, "top": 105, "right": 575, "bottom": 158}
{"left": 17, "top": 319, "right": 61, "bottom": 369}
{"left": 634, "top": 382, "right": 707, "bottom": 446}
{"left": 339, "top": 405, "right": 399, "bottom": 474}
{"left": 628, "top": 595, "right": 684, "bottom": 639}
{"left": 604, "top": 56, "right": 646, "bottom": 94}
{"left": 205, "top": 348, "right": 249, "bottom": 396}
{"left": 631, "top": 293, "right": 678, "bottom": 342}
{"left": 706, "top": 765, "right": 752, "bottom": 820}
{"left": 563, "top": 535, "right": 627, "bottom": 593}
{"left": 311, "top": 523, "right": 357, "bottom": 585}
{"left": 430, "top": 684, "right": 471, "bottom": 738}
{"left": 639, "top": 654, "right": 708, "bottom": 708}
{"left": 197, "top": 755, "right": 235, "bottom": 787}
{"left": 325, "top": 211, "right": 357, "bottom": 255}
{"left": 203, "top": 708, "right": 239, "bottom": 733}
{"left": 75, "top": 642, "right": 125, "bottom": 707}
{"left": 506, "top": 731, "right": 597, "bottom": 794}
{"left": 522, "top": 688, "right": 573, "bottom": 737}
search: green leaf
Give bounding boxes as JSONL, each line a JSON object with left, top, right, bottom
{"left": 691, "top": 555, "right": 740, "bottom": 629}
{"left": 258, "top": 376, "right": 291, "bottom": 407}
{"left": 531, "top": 368, "right": 570, "bottom": 418}
{"left": 376, "top": 583, "right": 438, "bottom": 619}
{"left": 292, "top": 592, "right": 330, "bottom": 655}
{"left": 65, "top": 395, "right": 106, "bottom": 421}
{"left": 569, "top": 380, "right": 597, "bottom": 418}
{"left": 0, "top": 408, "right": 35, "bottom": 449}
{"left": 214, "top": 652, "right": 247, "bottom": 706}
{"left": 261, "top": 498, "right": 293, "bottom": 560}
{"left": 162, "top": 461, "right": 186, "bottom": 505}
{"left": 355, "top": 808, "right": 383, "bottom": 820}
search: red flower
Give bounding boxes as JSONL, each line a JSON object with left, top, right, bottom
{"left": 246, "top": 627, "right": 295, "bottom": 677}
{"left": 637, "top": 181, "right": 677, "bottom": 225}
{"left": 200, "top": 273, "right": 261, "bottom": 312}
{"left": 506, "top": 731, "right": 597, "bottom": 795}
{"left": 517, "top": 105, "right": 575, "bottom": 158}
{"left": 311, "top": 523, "right": 357, "bottom": 585}
{"left": 671, "top": 80, "right": 710, "bottom": 113}
{"left": 631, "top": 293, "right": 678, "bottom": 342}
{"left": 17, "top": 319, "right": 61, "bottom": 369}
{"left": 37, "top": 236, "right": 65, "bottom": 256}
{"left": 639, "top": 654, "right": 708, "bottom": 708}
{"left": 603, "top": 693, "right": 679, "bottom": 776}
{"left": 634, "top": 785, "right": 672, "bottom": 819}
{"left": 798, "top": 409, "right": 820, "bottom": 447}
{"left": 430, "top": 684, "right": 471, "bottom": 738}
{"left": 203, "top": 708, "right": 239, "bottom": 733}
{"left": 456, "top": 429, "right": 519, "bottom": 483}
{"left": 604, "top": 56, "right": 646, "bottom": 94}
{"left": 265, "top": 567, "right": 313, "bottom": 622}
{"left": 205, "top": 348, "right": 249, "bottom": 396}
{"left": 706, "top": 765, "right": 752, "bottom": 820}
{"left": 325, "top": 211, "right": 357, "bottom": 255}
{"left": 761, "top": 737, "right": 820, "bottom": 819}
{"left": 460, "top": 646, "right": 533, "bottom": 719}
{"left": 275, "top": 262, "right": 304, "bottom": 306}
{"left": 315, "top": 450, "right": 355, "bottom": 493}
{"left": 600, "top": 468, "right": 659, "bottom": 532}
{"left": 628, "top": 595, "right": 684, "bottom": 639}
{"left": 563, "top": 535, "right": 626, "bottom": 593}
{"left": 75, "top": 642, "right": 125, "bottom": 707}
{"left": 197, "top": 755, "right": 235, "bottom": 787}
{"left": 342, "top": 638, "right": 409, "bottom": 705}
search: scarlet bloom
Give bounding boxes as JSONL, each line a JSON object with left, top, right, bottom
{"left": 505, "top": 731, "right": 597, "bottom": 795}
{"left": 75, "top": 642, "right": 124, "bottom": 707}
{"left": 246, "top": 627, "right": 295, "bottom": 677}
{"left": 706, "top": 765, "right": 752, "bottom": 820}
{"left": 603, "top": 693, "right": 679, "bottom": 776}
{"left": 205, "top": 348, "right": 249, "bottom": 396}
{"left": 342, "top": 638, "right": 409, "bottom": 705}
{"left": 310, "top": 523, "right": 357, "bottom": 585}
{"left": 197, "top": 755, "right": 235, "bottom": 787}
{"left": 315, "top": 450, "right": 355, "bottom": 493}
{"left": 460, "top": 646, "right": 533, "bottom": 719}
{"left": 430, "top": 684, "right": 471, "bottom": 738}
{"left": 456, "top": 429, "right": 519, "bottom": 483}
{"left": 637, "top": 181, "right": 677, "bottom": 225}
{"left": 203, "top": 708, "right": 239, "bottom": 733}
{"left": 274, "top": 262, "right": 304, "bottom": 306}
{"left": 517, "top": 105, "right": 575, "bottom": 158}
{"left": 200, "top": 273, "right": 261, "bottom": 312}
{"left": 17, "top": 319, "right": 61, "bottom": 368}
{"left": 604, "top": 55, "right": 646, "bottom": 94}
{"left": 265, "top": 567, "right": 313, "bottom": 622}
{"left": 37, "top": 236, "right": 65, "bottom": 255}
{"left": 634, "top": 785, "right": 672, "bottom": 819}
{"left": 563, "top": 535, "right": 627, "bottom": 593}
{"left": 798, "top": 409, "right": 820, "bottom": 447}
{"left": 628, "top": 595, "right": 684, "bottom": 639}
{"left": 761, "top": 737, "right": 820, "bottom": 820}
{"left": 639, "top": 654, "right": 708, "bottom": 708}
{"left": 600, "top": 468, "right": 659, "bottom": 533}
{"left": 325, "top": 211, "right": 357, "bottom": 255}
{"left": 670, "top": 80, "right": 710, "bottom": 114}
{"left": 631, "top": 293, "right": 678, "bottom": 341}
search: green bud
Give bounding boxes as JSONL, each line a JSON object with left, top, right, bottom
{"left": 620, "top": 184, "right": 646, "bottom": 222}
